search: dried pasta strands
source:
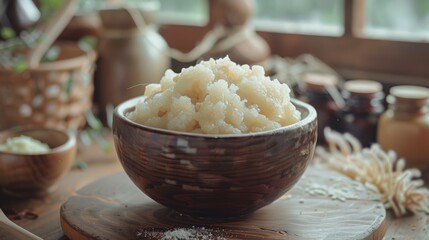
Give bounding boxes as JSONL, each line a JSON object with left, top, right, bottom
{"left": 314, "top": 128, "right": 429, "bottom": 217}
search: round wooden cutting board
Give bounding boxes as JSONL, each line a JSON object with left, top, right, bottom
{"left": 60, "top": 166, "right": 387, "bottom": 240}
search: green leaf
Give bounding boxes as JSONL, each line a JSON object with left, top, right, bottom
{"left": 98, "top": 140, "right": 112, "bottom": 153}
{"left": 40, "top": 0, "right": 64, "bottom": 9}
{"left": 13, "top": 60, "right": 28, "bottom": 73}
{"left": 64, "top": 72, "right": 74, "bottom": 98}
{"left": 39, "top": 0, "right": 64, "bottom": 20}
{"left": 78, "top": 36, "right": 97, "bottom": 53}
{"left": 73, "top": 159, "right": 88, "bottom": 170}
{"left": 1, "top": 27, "right": 16, "bottom": 39}
{"left": 85, "top": 111, "right": 104, "bottom": 131}
{"left": 79, "top": 130, "right": 93, "bottom": 146}
{"left": 41, "top": 46, "right": 61, "bottom": 63}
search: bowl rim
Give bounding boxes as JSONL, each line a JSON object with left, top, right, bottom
{"left": 0, "top": 127, "right": 76, "bottom": 156}
{"left": 114, "top": 96, "right": 317, "bottom": 138}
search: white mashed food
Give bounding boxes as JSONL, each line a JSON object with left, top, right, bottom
{"left": 127, "top": 57, "right": 301, "bottom": 134}
{"left": 0, "top": 135, "right": 50, "bottom": 154}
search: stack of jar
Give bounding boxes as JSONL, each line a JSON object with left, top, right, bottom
{"left": 299, "top": 75, "right": 429, "bottom": 169}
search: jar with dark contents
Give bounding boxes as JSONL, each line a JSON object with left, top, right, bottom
{"left": 300, "top": 73, "right": 341, "bottom": 145}
{"left": 377, "top": 85, "right": 429, "bottom": 169}
{"left": 335, "top": 80, "right": 384, "bottom": 148}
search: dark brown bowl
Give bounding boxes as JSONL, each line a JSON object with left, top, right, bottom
{"left": 113, "top": 97, "right": 317, "bottom": 218}
{"left": 0, "top": 128, "right": 77, "bottom": 196}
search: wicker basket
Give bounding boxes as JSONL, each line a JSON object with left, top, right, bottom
{"left": 0, "top": 41, "right": 96, "bottom": 130}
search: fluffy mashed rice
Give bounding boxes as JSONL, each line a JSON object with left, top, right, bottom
{"left": 127, "top": 57, "right": 301, "bottom": 134}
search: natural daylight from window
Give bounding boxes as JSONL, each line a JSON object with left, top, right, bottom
{"left": 364, "top": 0, "right": 429, "bottom": 42}
{"left": 137, "top": 0, "right": 429, "bottom": 42}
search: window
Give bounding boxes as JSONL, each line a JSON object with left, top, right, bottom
{"left": 79, "top": 0, "right": 208, "bottom": 25}
{"left": 150, "top": 0, "right": 429, "bottom": 86}
{"left": 252, "top": 0, "right": 344, "bottom": 36}
{"left": 148, "top": 0, "right": 429, "bottom": 42}
{"left": 124, "top": 0, "right": 429, "bottom": 43}
{"left": 363, "top": 0, "right": 429, "bottom": 42}
{"left": 132, "top": 0, "right": 208, "bottom": 25}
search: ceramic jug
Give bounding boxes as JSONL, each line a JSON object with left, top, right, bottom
{"left": 96, "top": 5, "right": 170, "bottom": 121}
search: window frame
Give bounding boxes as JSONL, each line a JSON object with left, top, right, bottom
{"left": 158, "top": 0, "right": 429, "bottom": 87}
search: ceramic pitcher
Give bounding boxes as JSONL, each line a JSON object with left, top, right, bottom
{"left": 96, "top": 5, "right": 170, "bottom": 120}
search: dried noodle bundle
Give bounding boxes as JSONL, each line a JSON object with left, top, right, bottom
{"left": 315, "top": 128, "right": 429, "bottom": 217}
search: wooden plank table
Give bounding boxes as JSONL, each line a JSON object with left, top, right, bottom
{"left": 1, "top": 133, "right": 428, "bottom": 239}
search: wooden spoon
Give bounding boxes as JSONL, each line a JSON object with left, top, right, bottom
{"left": 26, "top": 0, "right": 77, "bottom": 69}
{"left": 0, "top": 208, "right": 43, "bottom": 240}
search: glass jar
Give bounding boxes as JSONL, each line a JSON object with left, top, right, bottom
{"left": 377, "top": 85, "right": 429, "bottom": 169}
{"left": 336, "top": 80, "right": 384, "bottom": 148}
{"left": 300, "top": 73, "right": 341, "bottom": 145}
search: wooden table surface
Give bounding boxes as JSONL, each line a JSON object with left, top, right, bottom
{"left": 1, "top": 133, "right": 428, "bottom": 240}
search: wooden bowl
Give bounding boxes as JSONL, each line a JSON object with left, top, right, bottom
{"left": 0, "top": 128, "right": 77, "bottom": 196}
{"left": 113, "top": 97, "right": 317, "bottom": 218}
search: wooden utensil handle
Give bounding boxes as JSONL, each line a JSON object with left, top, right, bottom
{"left": 0, "top": 209, "right": 43, "bottom": 240}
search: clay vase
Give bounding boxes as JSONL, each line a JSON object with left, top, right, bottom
{"left": 204, "top": 0, "right": 270, "bottom": 66}
{"left": 96, "top": 5, "right": 170, "bottom": 121}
